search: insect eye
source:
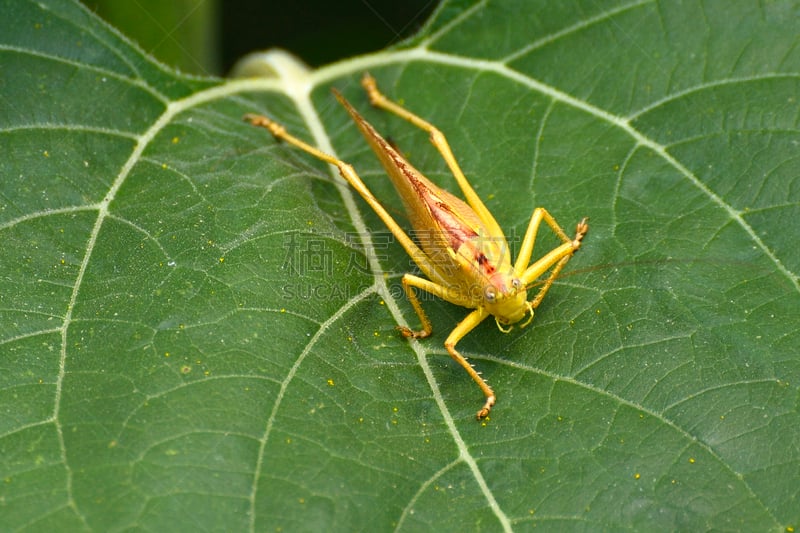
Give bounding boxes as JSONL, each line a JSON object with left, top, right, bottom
{"left": 511, "top": 278, "right": 522, "bottom": 291}
{"left": 484, "top": 286, "right": 497, "bottom": 303}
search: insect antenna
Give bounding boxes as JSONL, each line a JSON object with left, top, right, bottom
{"left": 524, "top": 256, "right": 771, "bottom": 291}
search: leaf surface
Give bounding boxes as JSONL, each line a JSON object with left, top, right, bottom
{"left": 2, "top": 1, "right": 798, "bottom": 531}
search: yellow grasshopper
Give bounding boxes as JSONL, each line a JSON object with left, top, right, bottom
{"left": 245, "top": 74, "right": 588, "bottom": 420}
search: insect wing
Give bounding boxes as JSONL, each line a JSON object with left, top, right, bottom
{"left": 333, "top": 90, "right": 513, "bottom": 295}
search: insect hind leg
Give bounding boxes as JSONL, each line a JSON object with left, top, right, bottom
{"left": 360, "top": 74, "right": 503, "bottom": 238}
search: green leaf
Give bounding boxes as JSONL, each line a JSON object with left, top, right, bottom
{"left": 85, "top": 0, "right": 218, "bottom": 75}
{"left": 2, "top": 0, "right": 798, "bottom": 531}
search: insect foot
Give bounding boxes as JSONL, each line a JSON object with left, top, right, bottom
{"left": 477, "top": 395, "right": 496, "bottom": 420}
{"left": 574, "top": 218, "right": 589, "bottom": 248}
{"left": 396, "top": 325, "right": 430, "bottom": 339}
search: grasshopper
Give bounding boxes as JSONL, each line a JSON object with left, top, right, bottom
{"left": 245, "top": 74, "right": 588, "bottom": 420}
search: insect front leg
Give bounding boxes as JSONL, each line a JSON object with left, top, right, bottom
{"left": 443, "top": 310, "right": 495, "bottom": 420}
{"left": 515, "top": 208, "right": 566, "bottom": 273}
{"left": 399, "top": 274, "right": 495, "bottom": 419}
{"left": 518, "top": 213, "right": 589, "bottom": 312}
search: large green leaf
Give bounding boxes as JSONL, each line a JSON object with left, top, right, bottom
{"left": 2, "top": 0, "right": 798, "bottom": 531}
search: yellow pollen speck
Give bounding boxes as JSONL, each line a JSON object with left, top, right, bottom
{"left": 219, "top": 257, "right": 225, "bottom": 263}
{"left": 172, "top": 137, "right": 180, "bottom": 144}
{"left": 327, "top": 379, "right": 334, "bottom": 386}
{"left": 634, "top": 473, "right": 640, "bottom": 480}
{"left": 164, "top": 352, "right": 170, "bottom": 357}
{"left": 43, "top": 150, "right": 49, "bottom": 157}
{"left": 689, "top": 457, "right": 696, "bottom": 464}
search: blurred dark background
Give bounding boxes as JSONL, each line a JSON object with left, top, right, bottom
{"left": 81, "top": 0, "right": 438, "bottom": 76}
